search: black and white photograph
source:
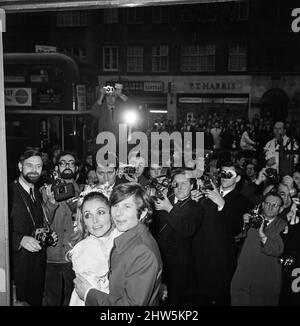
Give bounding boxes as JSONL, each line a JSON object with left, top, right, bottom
{"left": 0, "top": 0, "right": 300, "bottom": 312}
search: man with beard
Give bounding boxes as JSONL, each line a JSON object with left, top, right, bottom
{"left": 43, "top": 151, "right": 81, "bottom": 306}
{"left": 9, "top": 148, "right": 58, "bottom": 306}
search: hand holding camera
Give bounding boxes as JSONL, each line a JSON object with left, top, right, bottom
{"left": 32, "top": 227, "right": 58, "bottom": 248}
{"left": 49, "top": 172, "right": 75, "bottom": 202}
{"left": 154, "top": 193, "right": 173, "bottom": 213}
{"left": 20, "top": 235, "right": 42, "bottom": 252}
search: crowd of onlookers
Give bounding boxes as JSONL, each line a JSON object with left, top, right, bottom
{"left": 9, "top": 115, "right": 300, "bottom": 307}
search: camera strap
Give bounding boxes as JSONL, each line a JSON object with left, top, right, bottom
{"left": 15, "top": 180, "right": 50, "bottom": 230}
{"left": 14, "top": 180, "right": 36, "bottom": 229}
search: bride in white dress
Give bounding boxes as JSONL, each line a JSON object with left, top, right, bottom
{"left": 68, "top": 189, "right": 121, "bottom": 306}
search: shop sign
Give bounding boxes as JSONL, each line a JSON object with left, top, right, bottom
{"left": 179, "top": 97, "right": 202, "bottom": 103}
{"left": 144, "top": 82, "right": 164, "bottom": 92}
{"left": 35, "top": 45, "right": 57, "bottom": 53}
{"left": 5, "top": 87, "right": 32, "bottom": 106}
{"left": 104, "top": 79, "right": 164, "bottom": 92}
{"left": 224, "top": 97, "right": 248, "bottom": 104}
{"left": 4, "top": 75, "right": 25, "bottom": 83}
{"left": 37, "top": 88, "right": 62, "bottom": 104}
{"left": 189, "top": 82, "right": 236, "bottom": 91}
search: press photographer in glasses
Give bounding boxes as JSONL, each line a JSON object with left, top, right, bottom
{"left": 231, "top": 193, "right": 287, "bottom": 306}
{"left": 42, "top": 151, "right": 81, "bottom": 306}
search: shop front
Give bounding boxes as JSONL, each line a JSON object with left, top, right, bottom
{"left": 172, "top": 75, "right": 251, "bottom": 123}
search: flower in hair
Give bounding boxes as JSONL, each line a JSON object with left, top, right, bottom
{"left": 79, "top": 182, "right": 113, "bottom": 202}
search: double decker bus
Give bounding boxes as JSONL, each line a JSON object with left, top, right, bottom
{"left": 4, "top": 52, "right": 97, "bottom": 181}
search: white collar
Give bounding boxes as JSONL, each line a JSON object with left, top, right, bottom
{"left": 18, "top": 176, "right": 34, "bottom": 194}
{"left": 220, "top": 186, "right": 234, "bottom": 197}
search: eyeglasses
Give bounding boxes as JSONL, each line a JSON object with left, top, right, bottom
{"left": 264, "top": 201, "right": 280, "bottom": 209}
{"left": 219, "top": 170, "right": 237, "bottom": 179}
{"left": 59, "top": 160, "right": 76, "bottom": 168}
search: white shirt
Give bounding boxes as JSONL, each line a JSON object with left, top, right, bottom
{"left": 264, "top": 135, "right": 298, "bottom": 171}
{"left": 18, "top": 176, "right": 35, "bottom": 197}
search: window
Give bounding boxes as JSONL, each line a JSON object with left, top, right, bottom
{"left": 152, "top": 45, "right": 169, "bottom": 72}
{"left": 57, "top": 11, "right": 88, "bottom": 26}
{"left": 181, "top": 45, "right": 215, "bottom": 72}
{"left": 127, "top": 8, "right": 144, "bottom": 24}
{"left": 198, "top": 4, "right": 217, "bottom": 21}
{"left": 103, "top": 46, "right": 118, "bottom": 71}
{"left": 151, "top": 7, "right": 169, "bottom": 23}
{"left": 230, "top": 0, "right": 249, "bottom": 20}
{"left": 127, "top": 46, "right": 143, "bottom": 72}
{"left": 228, "top": 44, "right": 247, "bottom": 71}
{"left": 103, "top": 9, "right": 119, "bottom": 23}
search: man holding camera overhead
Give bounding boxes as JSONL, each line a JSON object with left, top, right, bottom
{"left": 91, "top": 83, "right": 128, "bottom": 137}
{"left": 42, "top": 151, "right": 81, "bottom": 306}
{"left": 9, "top": 148, "right": 58, "bottom": 306}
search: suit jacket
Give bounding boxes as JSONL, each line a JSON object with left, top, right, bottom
{"left": 9, "top": 180, "right": 56, "bottom": 306}
{"left": 231, "top": 217, "right": 286, "bottom": 306}
{"left": 86, "top": 223, "right": 162, "bottom": 306}
{"left": 152, "top": 194, "right": 201, "bottom": 303}
{"left": 220, "top": 189, "right": 254, "bottom": 238}
{"left": 192, "top": 198, "right": 236, "bottom": 298}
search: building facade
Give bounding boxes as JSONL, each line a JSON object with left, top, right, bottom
{"left": 3, "top": 0, "right": 300, "bottom": 126}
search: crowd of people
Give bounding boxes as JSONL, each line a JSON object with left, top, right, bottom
{"left": 8, "top": 116, "right": 300, "bottom": 307}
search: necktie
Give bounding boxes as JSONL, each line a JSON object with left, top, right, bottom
{"left": 30, "top": 188, "right": 36, "bottom": 205}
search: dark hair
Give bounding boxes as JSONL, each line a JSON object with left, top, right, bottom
{"left": 220, "top": 161, "right": 239, "bottom": 171}
{"left": 56, "top": 150, "right": 78, "bottom": 166}
{"left": 81, "top": 191, "right": 109, "bottom": 208}
{"left": 19, "top": 147, "right": 42, "bottom": 163}
{"left": 109, "top": 182, "right": 153, "bottom": 223}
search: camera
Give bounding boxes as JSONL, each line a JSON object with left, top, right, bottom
{"left": 50, "top": 172, "right": 75, "bottom": 202}
{"left": 149, "top": 177, "right": 169, "bottom": 201}
{"left": 122, "top": 165, "right": 136, "bottom": 175}
{"left": 264, "top": 168, "right": 280, "bottom": 185}
{"left": 103, "top": 85, "right": 114, "bottom": 94}
{"left": 247, "top": 205, "right": 264, "bottom": 229}
{"left": 279, "top": 254, "right": 295, "bottom": 267}
{"left": 32, "top": 227, "right": 57, "bottom": 247}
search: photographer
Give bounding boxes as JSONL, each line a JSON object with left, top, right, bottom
{"left": 152, "top": 168, "right": 200, "bottom": 305}
{"left": 91, "top": 83, "right": 128, "bottom": 136}
{"left": 42, "top": 151, "right": 81, "bottom": 306}
{"left": 279, "top": 197, "right": 300, "bottom": 305}
{"left": 121, "top": 152, "right": 148, "bottom": 188}
{"left": 231, "top": 193, "right": 287, "bottom": 306}
{"left": 9, "top": 148, "right": 58, "bottom": 306}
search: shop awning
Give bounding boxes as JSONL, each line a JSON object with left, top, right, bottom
{"left": 0, "top": 0, "right": 240, "bottom": 13}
